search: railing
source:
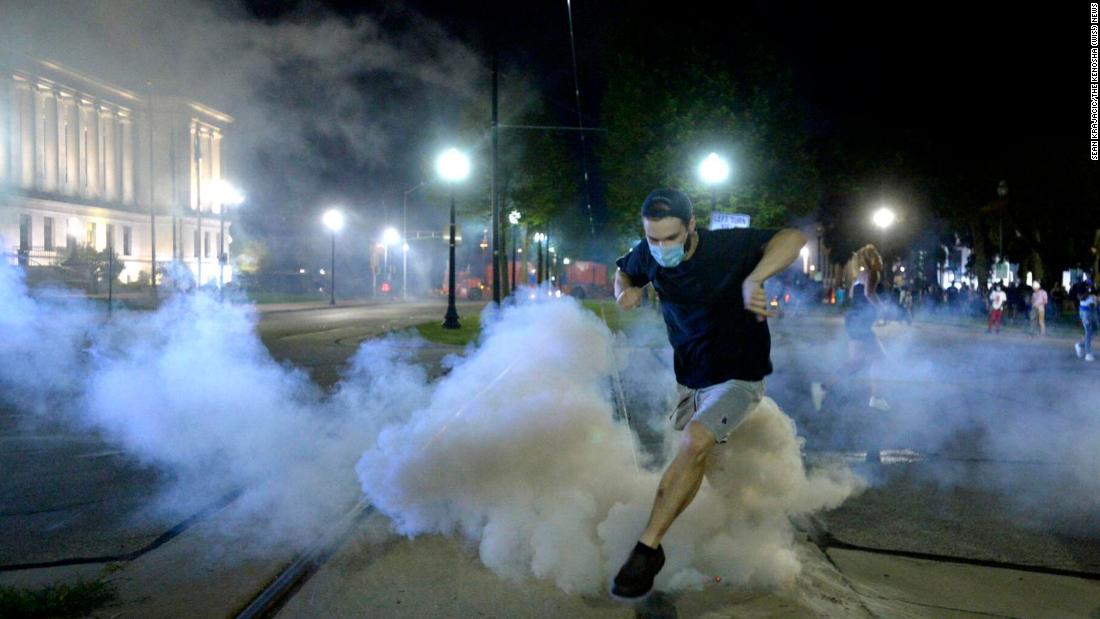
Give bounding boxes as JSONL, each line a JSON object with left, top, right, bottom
{"left": 5, "top": 245, "right": 65, "bottom": 267}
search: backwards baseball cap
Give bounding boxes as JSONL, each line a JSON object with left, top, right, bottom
{"left": 641, "top": 188, "right": 693, "bottom": 225}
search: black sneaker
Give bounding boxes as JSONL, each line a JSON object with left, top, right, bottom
{"left": 611, "top": 542, "right": 665, "bottom": 599}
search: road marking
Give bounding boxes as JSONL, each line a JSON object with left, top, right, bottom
{"left": 43, "top": 507, "right": 89, "bottom": 533}
{"left": 75, "top": 450, "right": 125, "bottom": 459}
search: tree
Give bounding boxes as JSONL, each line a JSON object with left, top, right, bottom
{"left": 598, "top": 41, "right": 821, "bottom": 244}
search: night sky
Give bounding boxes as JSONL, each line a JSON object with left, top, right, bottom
{"left": 307, "top": 1, "right": 1093, "bottom": 198}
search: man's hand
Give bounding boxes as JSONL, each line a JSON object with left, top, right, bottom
{"left": 742, "top": 278, "right": 776, "bottom": 321}
{"left": 617, "top": 286, "right": 644, "bottom": 310}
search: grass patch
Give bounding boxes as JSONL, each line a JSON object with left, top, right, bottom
{"left": 414, "top": 313, "right": 483, "bottom": 346}
{"left": 413, "top": 299, "right": 642, "bottom": 346}
{"left": 0, "top": 580, "right": 117, "bottom": 619}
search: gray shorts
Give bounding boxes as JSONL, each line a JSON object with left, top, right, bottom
{"left": 670, "top": 379, "right": 765, "bottom": 443}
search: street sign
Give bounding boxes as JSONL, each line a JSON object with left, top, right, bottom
{"left": 709, "top": 212, "right": 751, "bottom": 230}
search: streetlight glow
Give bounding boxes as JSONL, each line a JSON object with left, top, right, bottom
{"left": 436, "top": 148, "right": 471, "bottom": 182}
{"left": 382, "top": 227, "right": 400, "bottom": 246}
{"left": 508, "top": 210, "right": 521, "bottom": 225}
{"left": 698, "top": 152, "right": 730, "bottom": 185}
{"left": 214, "top": 180, "right": 245, "bottom": 209}
{"left": 872, "top": 207, "right": 896, "bottom": 229}
{"left": 322, "top": 209, "right": 345, "bottom": 232}
{"left": 533, "top": 232, "right": 546, "bottom": 242}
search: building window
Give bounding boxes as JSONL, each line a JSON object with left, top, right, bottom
{"left": 194, "top": 230, "right": 200, "bottom": 258}
{"left": 204, "top": 231, "right": 211, "bottom": 258}
{"left": 86, "top": 222, "right": 96, "bottom": 248}
{"left": 122, "top": 226, "right": 132, "bottom": 256}
{"left": 43, "top": 217, "right": 54, "bottom": 252}
{"left": 19, "top": 214, "right": 32, "bottom": 251}
{"left": 105, "top": 223, "right": 114, "bottom": 252}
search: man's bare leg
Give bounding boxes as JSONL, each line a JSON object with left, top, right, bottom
{"left": 638, "top": 421, "right": 716, "bottom": 548}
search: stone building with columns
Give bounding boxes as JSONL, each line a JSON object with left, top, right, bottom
{"left": 0, "top": 52, "right": 234, "bottom": 288}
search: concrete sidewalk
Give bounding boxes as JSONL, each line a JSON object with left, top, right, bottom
{"left": 274, "top": 511, "right": 1100, "bottom": 619}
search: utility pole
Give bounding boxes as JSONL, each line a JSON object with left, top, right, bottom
{"left": 490, "top": 46, "right": 502, "bottom": 305}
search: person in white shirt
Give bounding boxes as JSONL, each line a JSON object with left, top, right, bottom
{"left": 987, "top": 283, "right": 1007, "bottom": 334}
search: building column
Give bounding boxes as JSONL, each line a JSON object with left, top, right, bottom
{"left": 42, "top": 86, "right": 59, "bottom": 192}
{"left": 16, "top": 78, "right": 34, "bottom": 189}
{"left": 120, "top": 112, "right": 134, "bottom": 204}
{"left": 101, "top": 105, "right": 116, "bottom": 202}
{"left": 0, "top": 76, "right": 8, "bottom": 185}
{"left": 61, "top": 93, "right": 79, "bottom": 195}
{"left": 211, "top": 129, "right": 222, "bottom": 194}
{"left": 80, "top": 98, "right": 98, "bottom": 198}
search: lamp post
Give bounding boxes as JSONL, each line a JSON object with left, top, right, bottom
{"left": 322, "top": 209, "right": 344, "bottom": 306}
{"left": 997, "top": 180, "right": 1008, "bottom": 280}
{"left": 382, "top": 226, "right": 400, "bottom": 288}
{"left": 403, "top": 182, "right": 426, "bottom": 300}
{"left": 437, "top": 148, "right": 470, "bottom": 329}
{"left": 698, "top": 152, "right": 731, "bottom": 210}
{"left": 215, "top": 181, "right": 244, "bottom": 302}
{"left": 534, "top": 232, "right": 545, "bottom": 285}
{"left": 508, "top": 210, "right": 520, "bottom": 295}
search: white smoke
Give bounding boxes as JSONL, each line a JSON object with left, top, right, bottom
{"left": 355, "top": 298, "right": 863, "bottom": 594}
{"left": 0, "top": 258, "right": 862, "bottom": 590}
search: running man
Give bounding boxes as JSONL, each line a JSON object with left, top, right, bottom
{"left": 610, "top": 188, "right": 805, "bottom": 598}
{"left": 811, "top": 245, "right": 890, "bottom": 412}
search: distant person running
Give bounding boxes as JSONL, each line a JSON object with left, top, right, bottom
{"left": 811, "top": 245, "right": 890, "bottom": 412}
{"left": 1074, "top": 283, "right": 1097, "bottom": 362}
{"left": 1029, "top": 281, "right": 1048, "bottom": 336}
{"left": 610, "top": 188, "right": 805, "bottom": 599}
{"left": 987, "top": 283, "right": 1007, "bottom": 334}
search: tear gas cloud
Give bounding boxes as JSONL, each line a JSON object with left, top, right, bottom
{"left": 0, "top": 260, "right": 860, "bottom": 591}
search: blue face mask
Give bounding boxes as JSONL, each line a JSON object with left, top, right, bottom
{"left": 648, "top": 240, "right": 685, "bottom": 268}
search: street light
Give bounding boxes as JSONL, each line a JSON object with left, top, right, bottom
{"left": 215, "top": 180, "right": 245, "bottom": 301}
{"left": 382, "top": 226, "right": 400, "bottom": 287}
{"left": 533, "top": 232, "right": 546, "bottom": 285}
{"left": 322, "top": 208, "right": 344, "bottom": 306}
{"left": 437, "top": 147, "right": 470, "bottom": 329}
{"left": 872, "top": 207, "right": 897, "bottom": 229}
{"left": 997, "top": 180, "right": 1008, "bottom": 277}
{"left": 698, "top": 152, "right": 731, "bottom": 210}
{"left": 402, "top": 181, "right": 428, "bottom": 300}
{"left": 872, "top": 206, "right": 896, "bottom": 263}
{"left": 800, "top": 245, "right": 810, "bottom": 274}
{"left": 508, "top": 210, "right": 521, "bottom": 295}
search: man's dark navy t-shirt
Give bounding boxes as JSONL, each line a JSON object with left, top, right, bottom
{"left": 615, "top": 227, "right": 778, "bottom": 389}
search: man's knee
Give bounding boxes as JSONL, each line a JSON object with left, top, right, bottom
{"left": 679, "top": 421, "right": 716, "bottom": 464}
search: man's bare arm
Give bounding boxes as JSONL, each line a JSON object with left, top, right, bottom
{"left": 742, "top": 229, "right": 807, "bottom": 318}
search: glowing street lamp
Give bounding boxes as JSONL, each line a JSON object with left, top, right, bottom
{"left": 508, "top": 210, "right": 521, "bottom": 295}
{"left": 533, "top": 232, "right": 546, "bottom": 285}
{"left": 872, "top": 206, "right": 896, "bottom": 262}
{"left": 872, "top": 207, "right": 897, "bottom": 229}
{"left": 800, "top": 245, "right": 810, "bottom": 274}
{"left": 382, "top": 226, "right": 400, "bottom": 285}
{"left": 322, "top": 208, "right": 344, "bottom": 306}
{"left": 698, "top": 152, "right": 731, "bottom": 210}
{"left": 437, "top": 148, "right": 471, "bottom": 329}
